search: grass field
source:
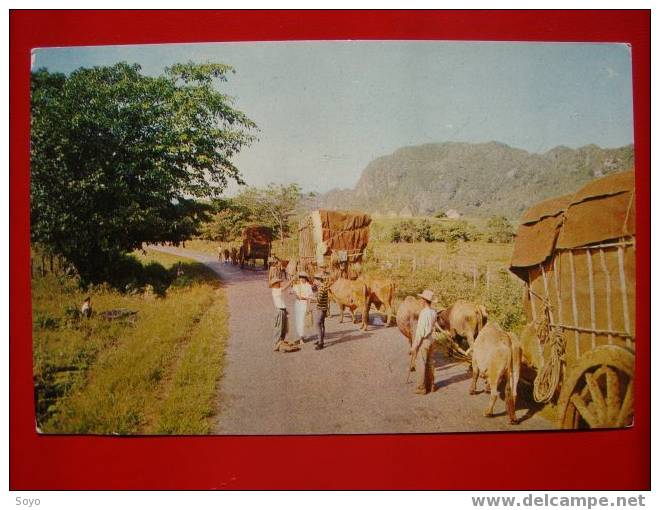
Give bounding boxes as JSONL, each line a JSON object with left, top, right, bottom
{"left": 32, "top": 249, "right": 229, "bottom": 434}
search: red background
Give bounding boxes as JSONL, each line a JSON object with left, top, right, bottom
{"left": 10, "top": 10, "right": 650, "bottom": 490}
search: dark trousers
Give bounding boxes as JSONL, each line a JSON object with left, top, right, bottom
{"left": 274, "top": 308, "right": 288, "bottom": 345}
{"left": 315, "top": 309, "right": 327, "bottom": 345}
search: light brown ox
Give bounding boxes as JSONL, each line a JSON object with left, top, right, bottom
{"left": 437, "top": 300, "right": 488, "bottom": 351}
{"left": 396, "top": 296, "right": 423, "bottom": 345}
{"left": 470, "top": 322, "right": 521, "bottom": 424}
{"left": 362, "top": 276, "right": 396, "bottom": 327}
{"left": 328, "top": 278, "right": 369, "bottom": 330}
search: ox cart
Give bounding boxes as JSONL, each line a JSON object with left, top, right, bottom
{"left": 298, "top": 209, "right": 371, "bottom": 278}
{"left": 240, "top": 225, "right": 272, "bottom": 269}
{"left": 510, "top": 170, "right": 635, "bottom": 429}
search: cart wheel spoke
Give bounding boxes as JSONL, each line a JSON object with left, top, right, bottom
{"left": 615, "top": 380, "right": 634, "bottom": 428}
{"left": 605, "top": 366, "right": 621, "bottom": 424}
{"left": 585, "top": 372, "right": 607, "bottom": 424}
{"left": 570, "top": 394, "right": 600, "bottom": 428}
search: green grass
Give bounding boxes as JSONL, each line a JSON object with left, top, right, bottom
{"left": 32, "top": 248, "right": 228, "bottom": 435}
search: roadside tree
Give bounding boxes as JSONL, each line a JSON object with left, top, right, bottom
{"left": 31, "top": 62, "right": 257, "bottom": 284}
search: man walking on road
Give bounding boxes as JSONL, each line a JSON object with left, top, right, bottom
{"left": 313, "top": 272, "right": 330, "bottom": 350}
{"left": 410, "top": 289, "right": 438, "bottom": 395}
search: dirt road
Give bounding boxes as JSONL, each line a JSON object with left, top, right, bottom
{"left": 152, "top": 246, "right": 553, "bottom": 434}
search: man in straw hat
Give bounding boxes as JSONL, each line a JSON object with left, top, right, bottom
{"left": 292, "top": 271, "right": 314, "bottom": 346}
{"left": 270, "top": 277, "right": 292, "bottom": 351}
{"left": 410, "top": 289, "right": 438, "bottom": 395}
{"left": 312, "top": 271, "right": 330, "bottom": 350}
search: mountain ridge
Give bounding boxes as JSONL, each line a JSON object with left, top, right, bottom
{"left": 317, "top": 141, "right": 634, "bottom": 218}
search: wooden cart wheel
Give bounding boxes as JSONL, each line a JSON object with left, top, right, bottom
{"left": 557, "top": 345, "right": 634, "bottom": 429}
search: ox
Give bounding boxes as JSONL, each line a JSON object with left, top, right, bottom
{"left": 470, "top": 322, "right": 521, "bottom": 424}
{"left": 396, "top": 295, "right": 423, "bottom": 346}
{"left": 363, "top": 276, "right": 396, "bottom": 327}
{"left": 223, "top": 248, "right": 231, "bottom": 264}
{"left": 329, "top": 278, "right": 369, "bottom": 330}
{"left": 437, "top": 300, "right": 488, "bottom": 351}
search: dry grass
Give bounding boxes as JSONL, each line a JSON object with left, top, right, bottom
{"left": 32, "top": 249, "right": 228, "bottom": 435}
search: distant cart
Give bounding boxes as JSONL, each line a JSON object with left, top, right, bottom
{"left": 510, "top": 170, "right": 635, "bottom": 429}
{"left": 298, "top": 210, "right": 371, "bottom": 278}
{"left": 240, "top": 225, "right": 272, "bottom": 269}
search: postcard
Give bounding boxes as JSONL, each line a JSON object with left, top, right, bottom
{"left": 29, "top": 41, "right": 635, "bottom": 435}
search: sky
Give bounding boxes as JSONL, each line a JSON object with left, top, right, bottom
{"left": 33, "top": 41, "right": 633, "bottom": 194}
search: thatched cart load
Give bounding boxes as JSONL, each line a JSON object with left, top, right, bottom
{"left": 298, "top": 210, "right": 371, "bottom": 276}
{"left": 510, "top": 169, "right": 635, "bottom": 429}
{"left": 241, "top": 225, "right": 272, "bottom": 268}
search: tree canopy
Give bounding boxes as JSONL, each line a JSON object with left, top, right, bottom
{"left": 234, "top": 183, "right": 302, "bottom": 243}
{"left": 30, "top": 62, "right": 257, "bottom": 284}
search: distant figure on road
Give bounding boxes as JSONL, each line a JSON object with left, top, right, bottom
{"left": 292, "top": 271, "right": 313, "bottom": 346}
{"left": 312, "top": 272, "right": 330, "bottom": 350}
{"left": 410, "top": 289, "right": 438, "bottom": 395}
{"left": 271, "top": 277, "right": 292, "bottom": 352}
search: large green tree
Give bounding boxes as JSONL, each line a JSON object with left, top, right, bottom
{"left": 30, "top": 62, "right": 257, "bottom": 283}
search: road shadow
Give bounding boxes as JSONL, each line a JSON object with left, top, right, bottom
{"left": 433, "top": 352, "right": 472, "bottom": 390}
{"left": 322, "top": 331, "right": 375, "bottom": 349}
{"left": 512, "top": 383, "right": 547, "bottom": 423}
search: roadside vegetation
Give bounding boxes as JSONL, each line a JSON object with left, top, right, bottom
{"left": 32, "top": 249, "right": 228, "bottom": 434}
{"left": 30, "top": 62, "right": 251, "bottom": 434}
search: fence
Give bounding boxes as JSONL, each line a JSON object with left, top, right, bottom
{"left": 370, "top": 252, "right": 522, "bottom": 291}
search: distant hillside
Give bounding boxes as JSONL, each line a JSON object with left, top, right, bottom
{"left": 318, "top": 142, "right": 634, "bottom": 219}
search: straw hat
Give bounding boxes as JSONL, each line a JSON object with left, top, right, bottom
{"left": 417, "top": 289, "right": 436, "bottom": 303}
{"left": 298, "top": 271, "right": 310, "bottom": 280}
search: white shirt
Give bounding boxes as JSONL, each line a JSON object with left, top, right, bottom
{"left": 293, "top": 282, "right": 313, "bottom": 300}
{"left": 412, "top": 307, "right": 437, "bottom": 351}
{"left": 271, "top": 288, "right": 286, "bottom": 310}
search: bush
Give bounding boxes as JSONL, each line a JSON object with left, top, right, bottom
{"left": 486, "top": 215, "right": 515, "bottom": 243}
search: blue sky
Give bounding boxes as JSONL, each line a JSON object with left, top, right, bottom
{"left": 33, "top": 41, "right": 633, "bottom": 194}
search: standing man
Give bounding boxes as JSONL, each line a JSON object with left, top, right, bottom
{"left": 313, "top": 272, "right": 330, "bottom": 350}
{"left": 410, "top": 289, "right": 438, "bottom": 395}
{"left": 292, "top": 271, "right": 313, "bottom": 346}
{"left": 271, "top": 277, "right": 292, "bottom": 351}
